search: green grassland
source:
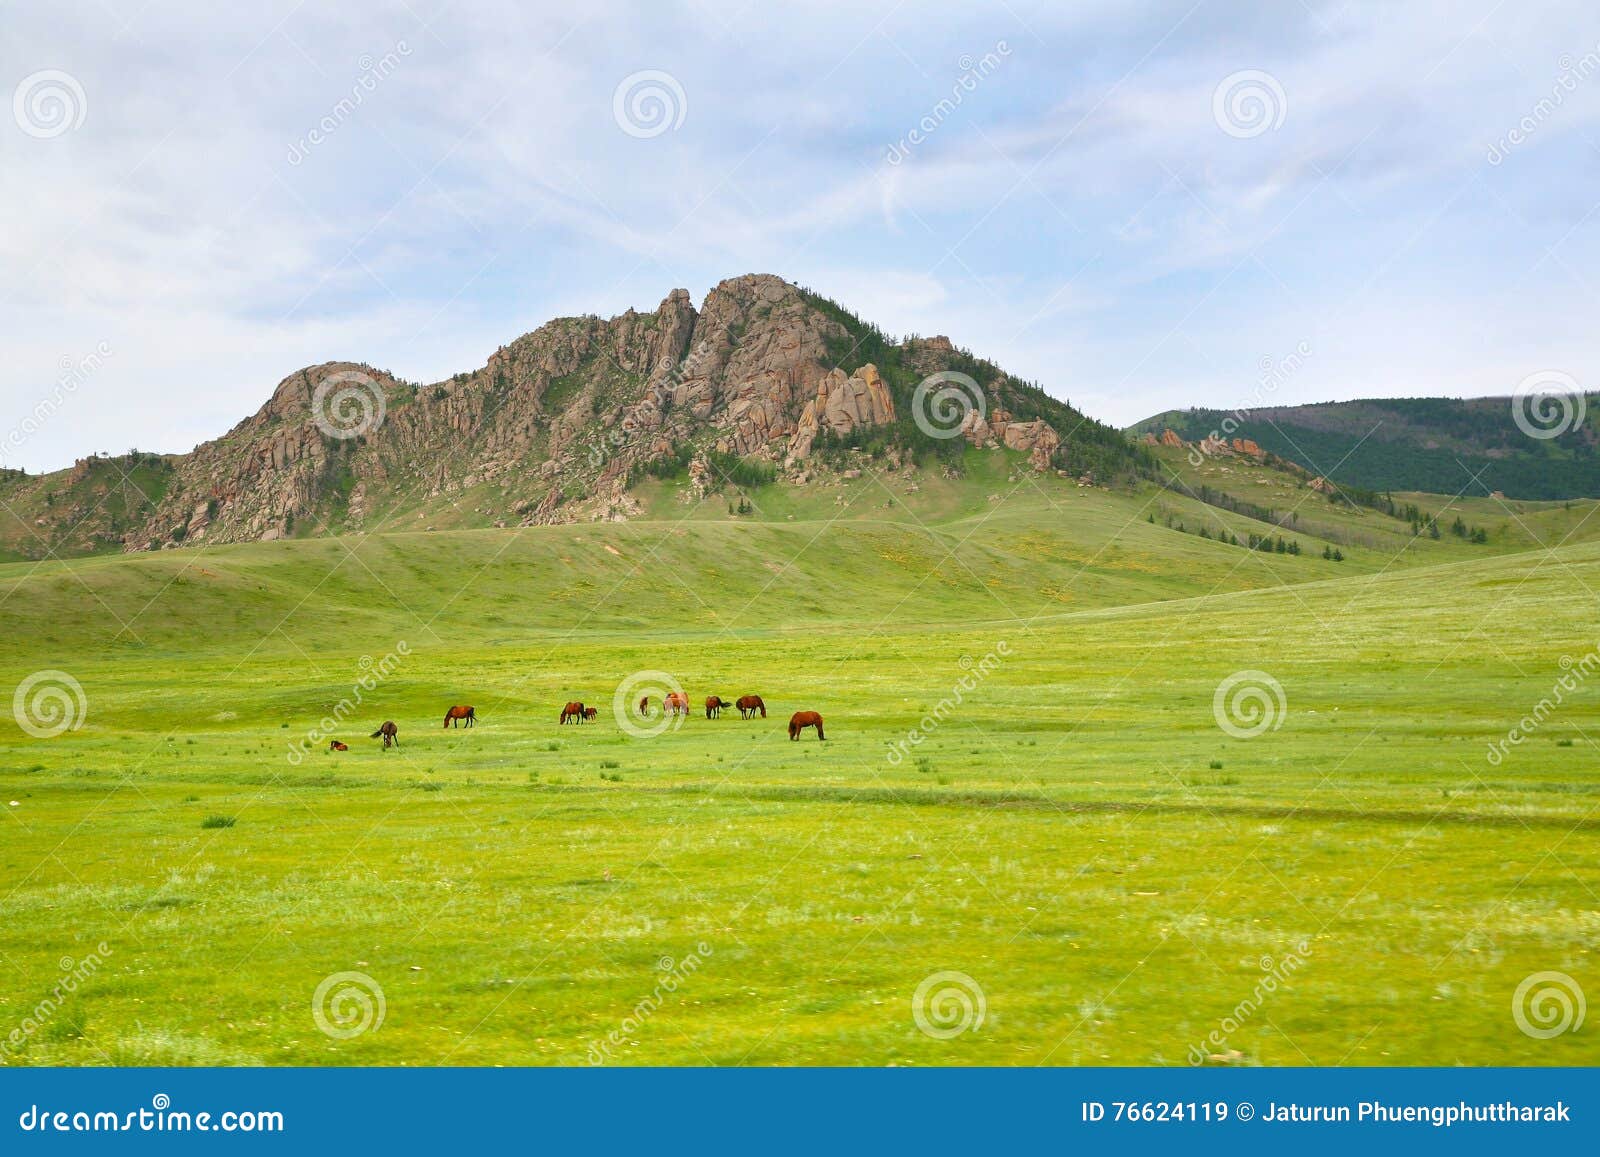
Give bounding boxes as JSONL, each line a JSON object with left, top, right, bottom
{"left": 1, "top": 449, "right": 1597, "bottom": 1066}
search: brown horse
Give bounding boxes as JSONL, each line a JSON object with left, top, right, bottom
{"left": 788, "top": 711, "right": 824, "bottom": 741}
{"left": 370, "top": 721, "right": 398, "bottom": 749}
{"left": 583, "top": 706, "right": 598, "bottom": 721}
{"left": 663, "top": 691, "right": 690, "bottom": 716}
{"left": 560, "top": 701, "right": 586, "bottom": 724}
{"left": 638, "top": 695, "right": 650, "bottom": 716}
{"left": 737, "top": 694, "right": 766, "bottom": 719}
{"left": 705, "top": 695, "right": 731, "bottom": 719}
{"left": 443, "top": 705, "right": 476, "bottom": 728}
{"left": 329, "top": 739, "right": 349, "bottom": 751}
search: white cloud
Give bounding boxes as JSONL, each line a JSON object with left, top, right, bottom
{"left": 4, "top": 0, "right": 1600, "bottom": 468}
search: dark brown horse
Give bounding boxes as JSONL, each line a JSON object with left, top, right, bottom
{"left": 583, "top": 706, "right": 598, "bottom": 721}
{"left": 443, "top": 705, "right": 476, "bottom": 728}
{"left": 663, "top": 691, "right": 690, "bottom": 716}
{"left": 638, "top": 695, "right": 650, "bottom": 716}
{"left": 370, "top": 721, "right": 398, "bottom": 748}
{"left": 737, "top": 694, "right": 766, "bottom": 719}
{"left": 705, "top": 695, "right": 731, "bottom": 719}
{"left": 560, "top": 701, "right": 586, "bottom": 724}
{"left": 329, "top": 739, "right": 349, "bottom": 751}
{"left": 788, "top": 711, "right": 824, "bottom": 741}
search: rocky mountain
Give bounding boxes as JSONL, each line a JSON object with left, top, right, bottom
{"left": 1132, "top": 395, "right": 1600, "bottom": 500}
{"left": 0, "top": 275, "right": 1144, "bottom": 560}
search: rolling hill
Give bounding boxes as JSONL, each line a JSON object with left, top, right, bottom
{"left": 1132, "top": 395, "right": 1600, "bottom": 500}
{"left": 6, "top": 436, "right": 1599, "bottom": 664}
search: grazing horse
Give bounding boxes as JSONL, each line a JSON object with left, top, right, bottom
{"left": 788, "top": 711, "right": 825, "bottom": 741}
{"left": 370, "top": 721, "right": 399, "bottom": 749}
{"left": 705, "top": 695, "right": 731, "bottom": 719}
{"left": 736, "top": 694, "right": 766, "bottom": 719}
{"left": 663, "top": 691, "right": 690, "bottom": 717}
{"left": 443, "top": 705, "right": 476, "bottom": 728}
{"left": 329, "top": 739, "right": 349, "bottom": 751}
{"left": 583, "top": 706, "right": 598, "bottom": 721}
{"left": 560, "top": 701, "right": 586, "bottom": 724}
{"left": 638, "top": 695, "right": 650, "bottom": 716}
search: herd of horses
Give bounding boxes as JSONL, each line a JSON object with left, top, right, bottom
{"left": 628, "top": 692, "right": 767, "bottom": 720}
{"left": 344, "top": 695, "right": 824, "bottom": 752}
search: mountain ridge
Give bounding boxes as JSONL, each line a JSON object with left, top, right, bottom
{"left": 0, "top": 274, "right": 1145, "bottom": 560}
{"left": 12, "top": 275, "right": 1598, "bottom": 565}
{"left": 1131, "top": 394, "right": 1600, "bottom": 500}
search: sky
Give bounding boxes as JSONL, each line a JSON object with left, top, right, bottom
{"left": 4, "top": 0, "right": 1600, "bottom": 473}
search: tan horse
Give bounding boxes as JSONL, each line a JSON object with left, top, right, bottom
{"left": 663, "top": 691, "right": 690, "bottom": 717}
{"left": 788, "top": 711, "right": 824, "bottom": 741}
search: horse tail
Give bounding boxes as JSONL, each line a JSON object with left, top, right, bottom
{"left": 371, "top": 728, "right": 382, "bottom": 738}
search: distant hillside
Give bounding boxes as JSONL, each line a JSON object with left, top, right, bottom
{"left": 1131, "top": 396, "right": 1600, "bottom": 500}
{"left": 12, "top": 443, "right": 1600, "bottom": 662}
{"left": 0, "top": 275, "right": 1150, "bottom": 561}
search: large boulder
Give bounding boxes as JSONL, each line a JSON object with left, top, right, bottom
{"left": 786, "top": 364, "right": 896, "bottom": 459}
{"left": 999, "top": 418, "right": 1061, "bottom": 471}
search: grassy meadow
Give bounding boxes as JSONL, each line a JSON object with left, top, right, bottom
{"left": 1, "top": 452, "right": 1597, "bottom": 1066}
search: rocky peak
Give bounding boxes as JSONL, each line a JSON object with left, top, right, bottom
{"left": 0, "top": 273, "right": 1120, "bottom": 557}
